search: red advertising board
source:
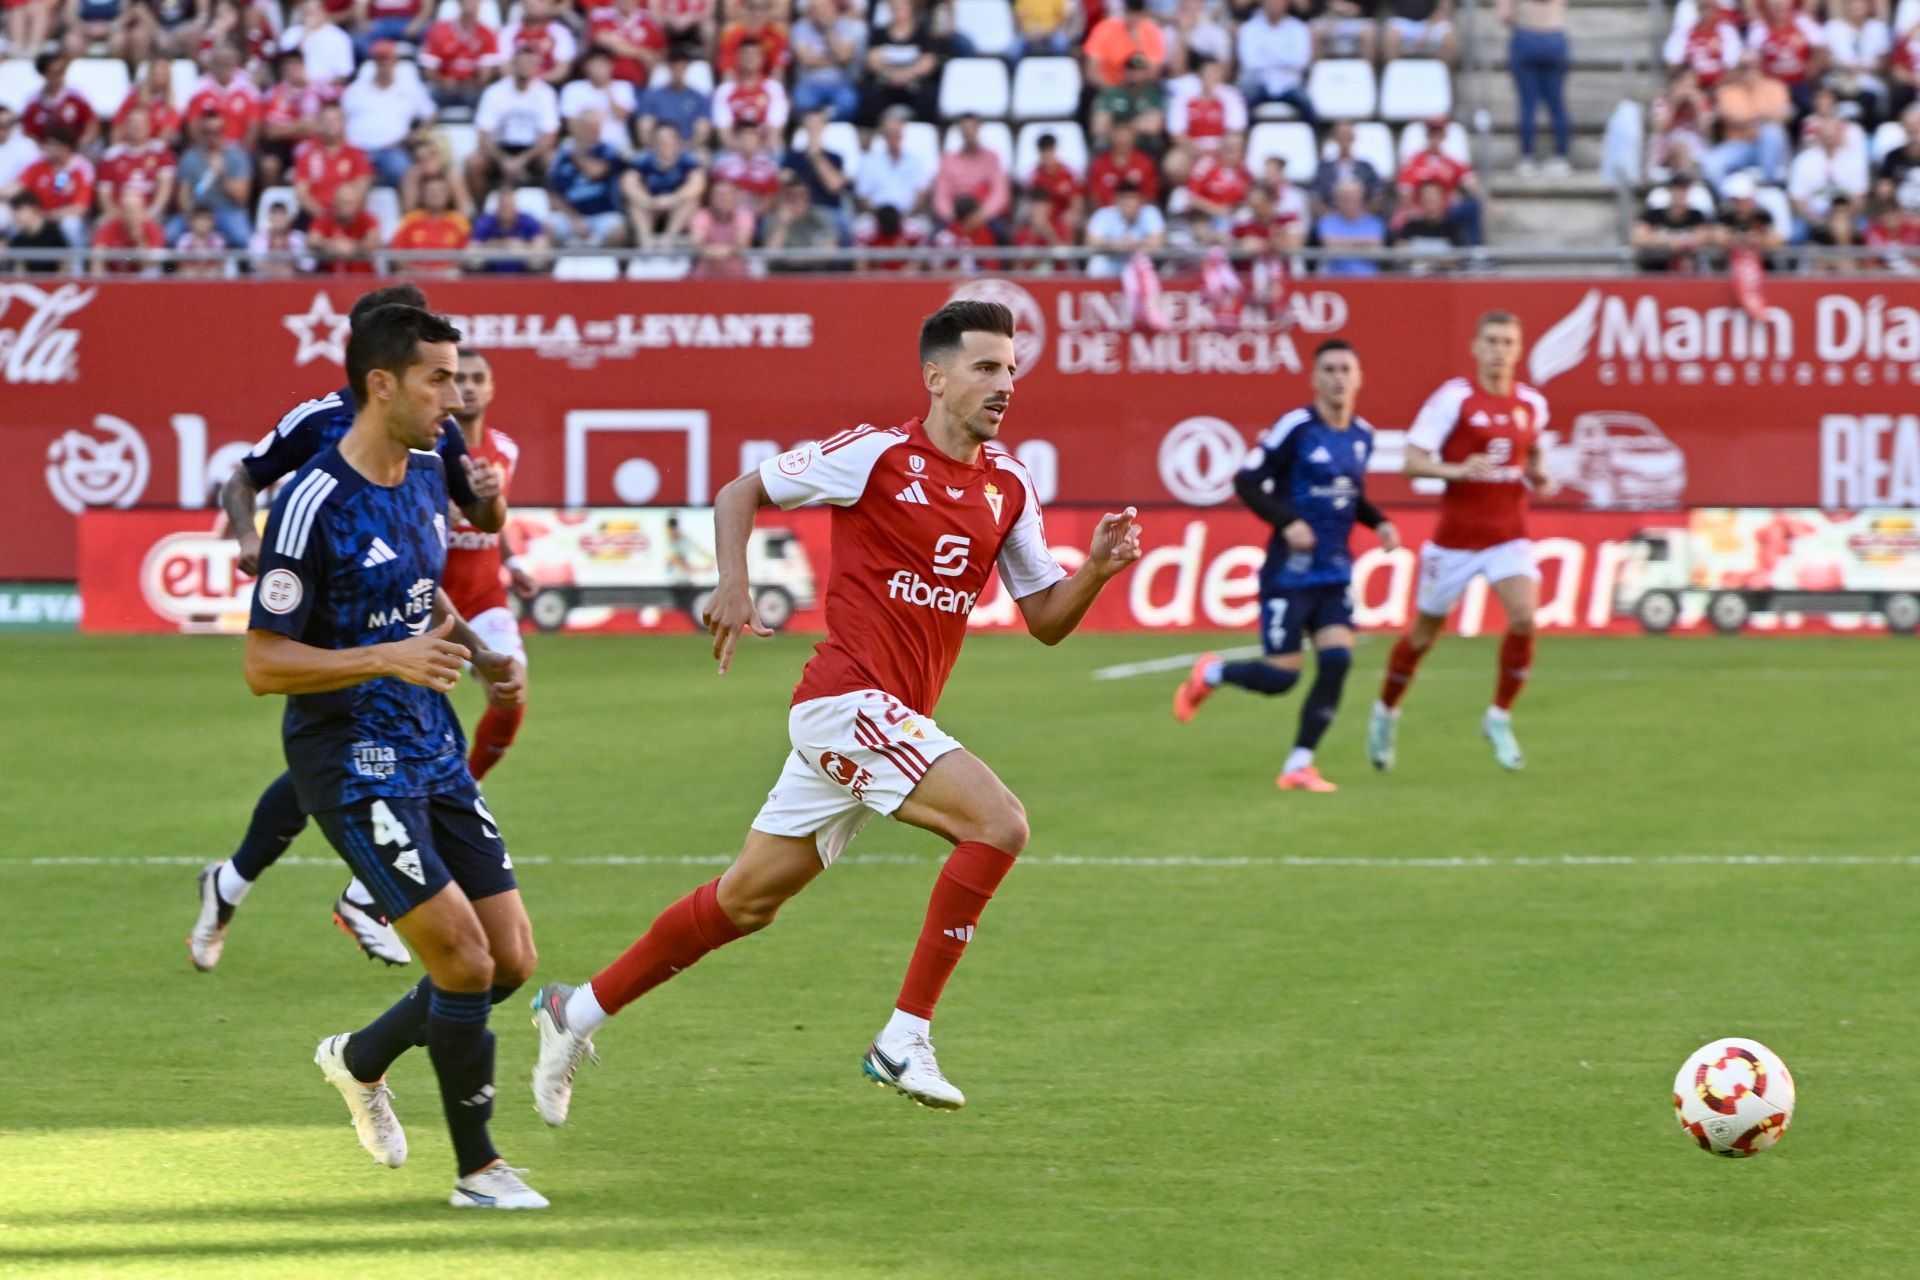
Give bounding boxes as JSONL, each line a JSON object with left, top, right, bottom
{"left": 14, "top": 276, "right": 1920, "bottom": 580}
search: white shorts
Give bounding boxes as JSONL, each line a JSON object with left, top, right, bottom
{"left": 467, "top": 605, "right": 527, "bottom": 663}
{"left": 1415, "top": 539, "right": 1538, "bottom": 616}
{"left": 750, "top": 689, "right": 965, "bottom": 868}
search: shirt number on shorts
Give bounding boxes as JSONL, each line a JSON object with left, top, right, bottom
{"left": 1265, "top": 598, "right": 1289, "bottom": 650}
{"left": 474, "top": 796, "right": 510, "bottom": 868}
{"left": 370, "top": 799, "right": 414, "bottom": 850}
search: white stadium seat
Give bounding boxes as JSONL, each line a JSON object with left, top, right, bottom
{"left": 937, "top": 57, "right": 1011, "bottom": 119}
{"left": 435, "top": 0, "right": 502, "bottom": 24}
{"left": 1397, "top": 120, "right": 1470, "bottom": 165}
{"left": 820, "top": 119, "right": 863, "bottom": 178}
{"left": 1015, "top": 120, "right": 1088, "bottom": 178}
{"left": 255, "top": 185, "right": 299, "bottom": 221}
{"left": 1378, "top": 59, "right": 1452, "bottom": 123}
{"left": 649, "top": 59, "right": 714, "bottom": 95}
{"left": 1010, "top": 57, "right": 1081, "bottom": 120}
{"left": 943, "top": 119, "right": 1014, "bottom": 171}
{"left": 1753, "top": 185, "right": 1792, "bottom": 231}
{"left": 1346, "top": 121, "right": 1396, "bottom": 177}
{"left": 902, "top": 120, "right": 941, "bottom": 174}
{"left": 365, "top": 186, "right": 403, "bottom": 240}
{"left": 1306, "top": 59, "right": 1376, "bottom": 121}
{"left": 1249, "top": 121, "right": 1318, "bottom": 182}
{"left": 169, "top": 59, "right": 198, "bottom": 111}
{"left": 67, "top": 59, "right": 131, "bottom": 117}
{"left": 0, "top": 60, "right": 42, "bottom": 112}
{"left": 554, "top": 255, "right": 622, "bottom": 280}
{"left": 509, "top": 186, "right": 551, "bottom": 224}
{"left": 1871, "top": 120, "right": 1906, "bottom": 164}
{"left": 628, "top": 254, "right": 692, "bottom": 279}
{"left": 438, "top": 122, "right": 480, "bottom": 168}
{"left": 953, "top": 0, "right": 1016, "bottom": 56}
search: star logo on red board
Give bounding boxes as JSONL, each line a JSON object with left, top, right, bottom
{"left": 283, "top": 292, "right": 351, "bottom": 367}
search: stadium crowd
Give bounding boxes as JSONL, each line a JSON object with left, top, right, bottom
{"left": 0, "top": 0, "right": 1478, "bottom": 276}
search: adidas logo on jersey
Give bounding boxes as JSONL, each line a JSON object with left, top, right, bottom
{"left": 1470, "top": 411, "right": 1493, "bottom": 427}
{"left": 361, "top": 537, "right": 398, "bottom": 567}
{"left": 392, "top": 847, "right": 425, "bottom": 885}
{"left": 1308, "top": 446, "right": 1332, "bottom": 463}
{"left": 895, "top": 480, "right": 930, "bottom": 505}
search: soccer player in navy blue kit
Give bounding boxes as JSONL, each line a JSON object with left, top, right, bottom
{"left": 188, "top": 283, "right": 508, "bottom": 972}
{"left": 244, "top": 304, "right": 546, "bottom": 1209}
{"left": 1173, "top": 340, "right": 1399, "bottom": 791}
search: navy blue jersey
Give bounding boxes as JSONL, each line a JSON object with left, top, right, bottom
{"left": 1236, "top": 407, "right": 1377, "bottom": 589}
{"left": 242, "top": 384, "right": 477, "bottom": 507}
{"left": 249, "top": 447, "right": 468, "bottom": 812}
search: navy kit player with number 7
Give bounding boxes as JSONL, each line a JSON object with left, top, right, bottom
{"left": 244, "top": 304, "right": 546, "bottom": 1210}
{"left": 1174, "top": 340, "right": 1399, "bottom": 791}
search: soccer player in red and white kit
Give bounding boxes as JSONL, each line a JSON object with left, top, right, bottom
{"left": 529, "top": 301, "right": 1143, "bottom": 1116}
{"left": 1367, "top": 309, "right": 1556, "bottom": 773}
{"left": 442, "top": 348, "right": 536, "bottom": 780}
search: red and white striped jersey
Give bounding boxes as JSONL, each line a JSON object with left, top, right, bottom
{"left": 1406, "top": 377, "right": 1550, "bottom": 550}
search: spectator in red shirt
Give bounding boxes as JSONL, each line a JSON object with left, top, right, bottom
{"left": 309, "top": 186, "right": 381, "bottom": 272}
{"left": 1395, "top": 117, "right": 1485, "bottom": 244}
{"left": 502, "top": 0, "right": 580, "bottom": 87}
{"left": 1663, "top": 2, "right": 1744, "bottom": 90}
{"left": 354, "top": 0, "right": 431, "bottom": 60}
{"left": 422, "top": 0, "right": 505, "bottom": 109}
{"left": 932, "top": 191, "right": 1001, "bottom": 270}
{"left": 588, "top": 0, "right": 667, "bottom": 86}
{"left": 1231, "top": 181, "right": 1306, "bottom": 253}
{"left": 18, "top": 126, "right": 94, "bottom": 246}
{"left": 190, "top": 45, "right": 262, "bottom": 149}
{"left": 710, "top": 121, "right": 782, "bottom": 214}
{"left": 932, "top": 113, "right": 1011, "bottom": 226}
{"left": 260, "top": 51, "right": 334, "bottom": 189}
{"left": 23, "top": 55, "right": 100, "bottom": 151}
{"left": 293, "top": 102, "right": 373, "bottom": 223}
{"left": 717, "top": 0, "right": 789, "bottom": 76}
{"left": 1748, "top": 0, "right": 1828, "bottom": 109}
{"left": 714, "top": 38, "right": 791, "bottom": 132}
{"left": 854, "top": 201, "right": 926, "bottom": 272}
{"left": 657, "top": 0, "right": 716, "bottom": 60}
{"left": 1087, "top": 121, "right": 1161, "bottom": 206}
{"left": 172, "top": 204, "right": 228, "bottom": 277}
{"left": 91, "top": 188, "right": 165, "bottom": 275}
{"left": 116, "top": 60, "right": 184, "bottom": 147}
{"left": 1024, "top": 131, "right": 1085, "bottom": 233}
{"left": 389, "top": 172, "right": 471, "bottom": 273}
{"left": 1012, "top": 197, "right": 1074, "bottom": 267}
{"left": 97, "top": 106, "right": 178, "bottom": 219}
{"left": 1174, "top": 129, "right": 1252, "bottom": 230}
{"left": 1864, "top": 198, "right": 1920, "bottom": 259}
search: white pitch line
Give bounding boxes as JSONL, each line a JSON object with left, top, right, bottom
{"left": 1091, "top": 647, "right": 1262, "bottom": 681}
{"left": 6, "top": 854, "right": 1916, "bottom": 869}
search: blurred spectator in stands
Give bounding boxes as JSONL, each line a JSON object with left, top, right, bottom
{"left": 172, "top": 203, "right": 226, "bottom": 275}
{"left": 712, "top": 120, "right": 781, "bottom": 212}
{"left": 281, "top": 0, "right": 358, "bottom": 88}
{"left": 468, "top": 183, "right": 551, "bottom": 269}
{"left": 292, "top": 101, "right": 369, "bottom": 225}
{"left": 1168, "top": 57, "right": 1247, "bottom": 163}
{"left": 1013, "top": 0, "right": 1077, "bottom": 59}
{"left": 90, "top": 189, "right": 163, "bottom": 275}
{"left": 1824, "top": 0, "right": 1891, "bottom": 128}
{"left": 1892, "top": 21, "right": 1920, "bottom": 118}
{"left": 1631, "top": 173, "right": 1711, "bottom": 270}
{"left": 1648, "top": 66, "right": 1710, "bottom": 181}
{"left": 1308, "top": 0, "right": 1377, "bottom": 63}
{"left": 1012, "top": 195, "right": 1073, "bottom": 264}
{"left": 1085, "top": 0, "right": 1168, "bottom": 89}
{"left": 1705, "top": 53, "right": 1791, "bottom": 186}
{"left": 1314, "top": 176, "right": 1386, "bottom": 274}
{"left": 1713, "top": 170, "right": 1784, "bottom": 255}
{"left": 763, "top": 169, "right": 841, "bottom": 265}
{"left": 933, "top": 112, "right": 1010, "bottom": 228}
{"left": 1497, "top": 0, "right": 1570, "bottom": 176}
{"left": 1023, "top": 130, "right": 1084, "bottom": 234}
{"left": 1863, "top": 195, "right": 1920, "bottom": 262}
{"left": 1395, "top": 179, "right": 1468, "bottom": 271}
{"left": 861, "top": 2, "right": 940, "bottom": 126}
{"left": 98, "top": 107, "right": 177, "bottom": 221}
{"left": 3, "top": 192, "right": 68, "bottom": 273}
{"left": 1789, "top": 114, "right": 1870, "bottom": 232}
{"left": 141, "top": 0, "right": 205, "bottom": 61}
{"left": 0, "top": 108, "right": 37, "bottom": 220}
{"left": 344, "top": 40, "right": 436, "bottom": 187}
{"left": 781, "top": 106, "right": 851, "bottom": 215}
{"left": 1796, "top": 85, "right": 1864, "bottom": 149}
{"left": 199, "top": 0, "right": 275, "bottom": 67}
{"left": 1092, "top": 52, "right": 1169, "bottom": 148}
{"left": 1162, "top": 0, "right": 1229, "bottom": 76}
{"left": 174, "top": 104, "right": 252, "bottom": 243}
{"left": 390, "top": 171, "right": 471, "bottom": 269}
{"left": 715, "top": 37, "right": 791, "bottom": 132}
{"left": 637, "top": 47, "right": 713, "bottom": 148}
{"left": 8, "top": 0, "right": 52, "bottom": 61}
{"left": 470, "top": 44, "right": 561, "bottom": 193}
{"left": 1664, "top": 3, "right": 1741, "bottom": 91}
{"left": 1085, "top": 177, "right": 1164, "bottom": 275}
{"left": 657, "top": 0, "right": 716, "bottom": 59}
{"left": 1806, "top": 191, "right": 1861, "bottom": 259}
{"left": 1396, "top": 119, "right": 1483, "bottom": 243}
{"left": 587, "top": 0, "right": 667, "bottom": 87}
{"left": 260, "top": 52, "right": 330, "bottom": 190}
{"left": 563, "top": 47, "right": 639, "bottom": 151}
{"left": 63, "top": 0, "right": 150, "bottom": 62}
{"left": 354, "top": 0, "right": 430, "bottom": 60}
{"left": 1876, "top": 103, "right": 1920, "bottom": 210}
{"left": 626, "top": 119, "right": 705, "bottom": 245}
{"left": 1236, "top": 0, "right": 1315, "bottom": 125}
{"left": 854, "top": 202, "right": 926, "bottom": 271}
{"left": 718, "top": 0, "right": 789, "bottom": 75}
{"left": 1747, "top": 0, "right": 1826, "bottom": 115}
{"left": 249, "top": 199, "right": 312, "bottom": 274}
{"left": 546, "top": 110, "right": 629, "bottom": 244}
{"left": 1088, "top": 119, "right": 1161, "bottom": 205}
{"left": 423, "top": 0, "right": 505, "bottom": 110}
{"left": 1384, "top": 0, "right": 1457, "bottom": 66}
{"left": 1173, "top": 129, "right": 1251, "bottom": 233}
{"left": 19, "top": 126, "right": 93, "bottom": 248}
{"left": 931, "top": 191, "right": 1000, "bottom": 270}
{"left": 1312, "top": 120, "right": 1385, "bottom": 213}
{"left": 791, "top": 0, "right": 866, "bottom": 121}
{"left": 689, "top": 175, "right": 754, "bottom": 274}
{"left": 189, "top": 44, "right": 263, "bottom": 151}
{"left": 502, "top": 0, "right": 581, "bottom": 88}
{"left": 24, "top": 55, "right": 99, "bottom": 152}
{"left": 116, "top": 61, "right": 183, "bottom": 149}
{"left": 309, "top": 185, "right": 380, "bottom": 272}
{"left": 1232, "top": 178, "right": 1306, "bottom": 252}
{"left": 855, "top": 103, "right": 933, "bottom": 214}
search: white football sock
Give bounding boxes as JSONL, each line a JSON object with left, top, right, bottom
{"left": 565, "top": 982, "right": 610, "bottom": 1035}
{"left": 1283, "top": 747, "right": 1315, "bottom": 775}
{"left": 1485, "top": 705, "right": 1511, "bottom": 724}
{"left": 883, "top": 1009, "right": 931, "bottom": 1043}
{"left": 1374, "top": 699, "right": 1398, "bottom": 718}
{"left": 1203, "top": 660, "right": 1225, "bottom": 686}
{"left": 342, "top": 878, "right": 378, "bottom": 908}
{"left": 215, "top": 861, "right": 252, "bottom": 907}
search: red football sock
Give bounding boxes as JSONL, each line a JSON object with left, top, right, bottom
{"left": 467, "top": 704, "right": 525, "bottom": 781}
{"left": 1494, "top": 631, "right": 1535, "bottom": 711}
{"left": 895, "top": 841, "right": 1018, "bottom": 1020}
{"left": 1379, "top": 637, "right": 1426, "bottom": 709}
{"left": 591, "top": 878, "right": 744, "bottom": 1016}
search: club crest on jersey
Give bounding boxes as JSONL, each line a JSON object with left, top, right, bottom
{"left": 983, "top": 483, "right": 1004, "bottom": 522}
{"left": 897, "top": 718, "right": 928, "bottom": 741}
{"left": 909, "top": 454, "right": 926, "bottom": 473}
{"left": 1514, "top": 407, "right": 1529, "bottom": 428}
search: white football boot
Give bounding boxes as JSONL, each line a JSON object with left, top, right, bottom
{"left": 863, "top": 1027, "right": 966, "bottom": 1110}
{"left": 187, "top": 861, "right": 234, "bottom": 972}
{"left": 529, "top": 983, "right": 599, "bottom": 1127}
{"left": 450, "top": 1162, "right": 549, "bottom": 1210}
{"left": 1483, "top": 709, "right": 1525, "bottom": 771}
{"left": 332, "top": 885, "right": 412, "bottom": 966}
{"left": 1366, "top": 701, "right": 1399, "bottom": 772}
{"left": 314, "top": 1033, "right": 408, "bottom": 1167}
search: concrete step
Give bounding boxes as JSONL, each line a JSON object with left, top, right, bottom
{"left": 1465, "top": 7, "right": 1656, "bottom": 62}
{"left": 1479, "top": 131, "right": 1608, "bottom": 168}
{"left": 1468, "top": 72, "right": 1642, "bottom": 130}
{"left": 1487, "top": 169, "right": 1617, "bottom": 197}
{"left": 1487, "top": 191, "right": 1623, "bottom": 247}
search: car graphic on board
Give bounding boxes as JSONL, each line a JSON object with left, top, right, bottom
{"left": 1549, "top": 412, "right": 1687, "bottom": 509}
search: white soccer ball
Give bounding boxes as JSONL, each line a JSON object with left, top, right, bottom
{"left": 1672, "top": 1037, "right": 1796, "bottom": 1157}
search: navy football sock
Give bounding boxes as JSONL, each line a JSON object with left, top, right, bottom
{"left": 1294, "top": 648, "right": 1352, "bottom": 751}
{"left": 228, "top": 771, "right": 307, "bottom": 882}
{"left": 490, "top": 983, "right": 522, "bottom": 1006}
{"left": 1219, "top": 661, "right": 1301, "bottom": 696}
{"left": 344, "top": 977, "right": 432, "bottom": 1083}
{"left": 427, "top": 987, "right": 500, "bottom": 1177}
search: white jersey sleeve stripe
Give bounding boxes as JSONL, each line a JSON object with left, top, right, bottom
{"left": 1517, "top": 384, "right": 1551, "bottom": 433}
{"left": 1260, "top": 407, "right": 1312, "bottom": 448}
{"left": 277, "top": 472, "right": 338, "bottom": 559}
{"left": 270, "top": 393, "right": 342, "bottom": 440}
{"left": 759, "top": 428, "right": 905, "bottom": 509}
{"left": 989, "top": 454, "right": 1068, "bottom": 600}
{"left": 1405, "top": 378, "right": 1473, "bottom": 454}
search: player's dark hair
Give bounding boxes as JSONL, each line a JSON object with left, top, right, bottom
{"left": 1314, "top": 339, "right": 1357, "bottom": 363}
{"left": 1477, "top": 309, "right": 1521, "bottom": 333}
{"left": 919, "top": 300, "right": 1015, "bottom": 365}
{"left": 456, "top": 345, "right": 489, "bottom": 362}
{"left": 349, "top": 284, "right": 430, "bottom": 329}
{"left": 347, "top": 305, "right": 464, "bottom": 401}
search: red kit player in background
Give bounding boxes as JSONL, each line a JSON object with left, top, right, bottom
{"left": 1368, "top": 309, "right": 1556, "bottom": 773}
{"left": 529, "top": 300, "right": 1144, "bottom": 1116}
{"left": 441, "top": 348, "right": 537, "bottom": 780}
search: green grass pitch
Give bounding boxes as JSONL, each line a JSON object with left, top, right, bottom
{"left": 1, "top": 631, "right": 1915, "bottom": 1278}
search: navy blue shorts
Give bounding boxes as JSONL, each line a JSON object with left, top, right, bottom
{"left": 1259, "top": 583, "right": 1354, "bottom": 656}
{"left": 313, "top": 776, "right": 516, "bottom": 919}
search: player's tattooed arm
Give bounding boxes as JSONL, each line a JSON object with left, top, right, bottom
{"left": 1016, "top": 507, "right": 1144, "bottom": 646}
{"left": 703, "top": 470, "right": 780, "bottom": 674}
{"left": 222, "top": 468, "right": 265, "bottom": 576}
{"left": 244, "top": 620, "right": 471, "bottom": 696}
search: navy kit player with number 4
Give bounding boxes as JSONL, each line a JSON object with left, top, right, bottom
{"left": 1173, "top": 340, "right": 1399, "bottom": 791}
{"left": 244, "top": 304, "right": 546, "bottom": 1210}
